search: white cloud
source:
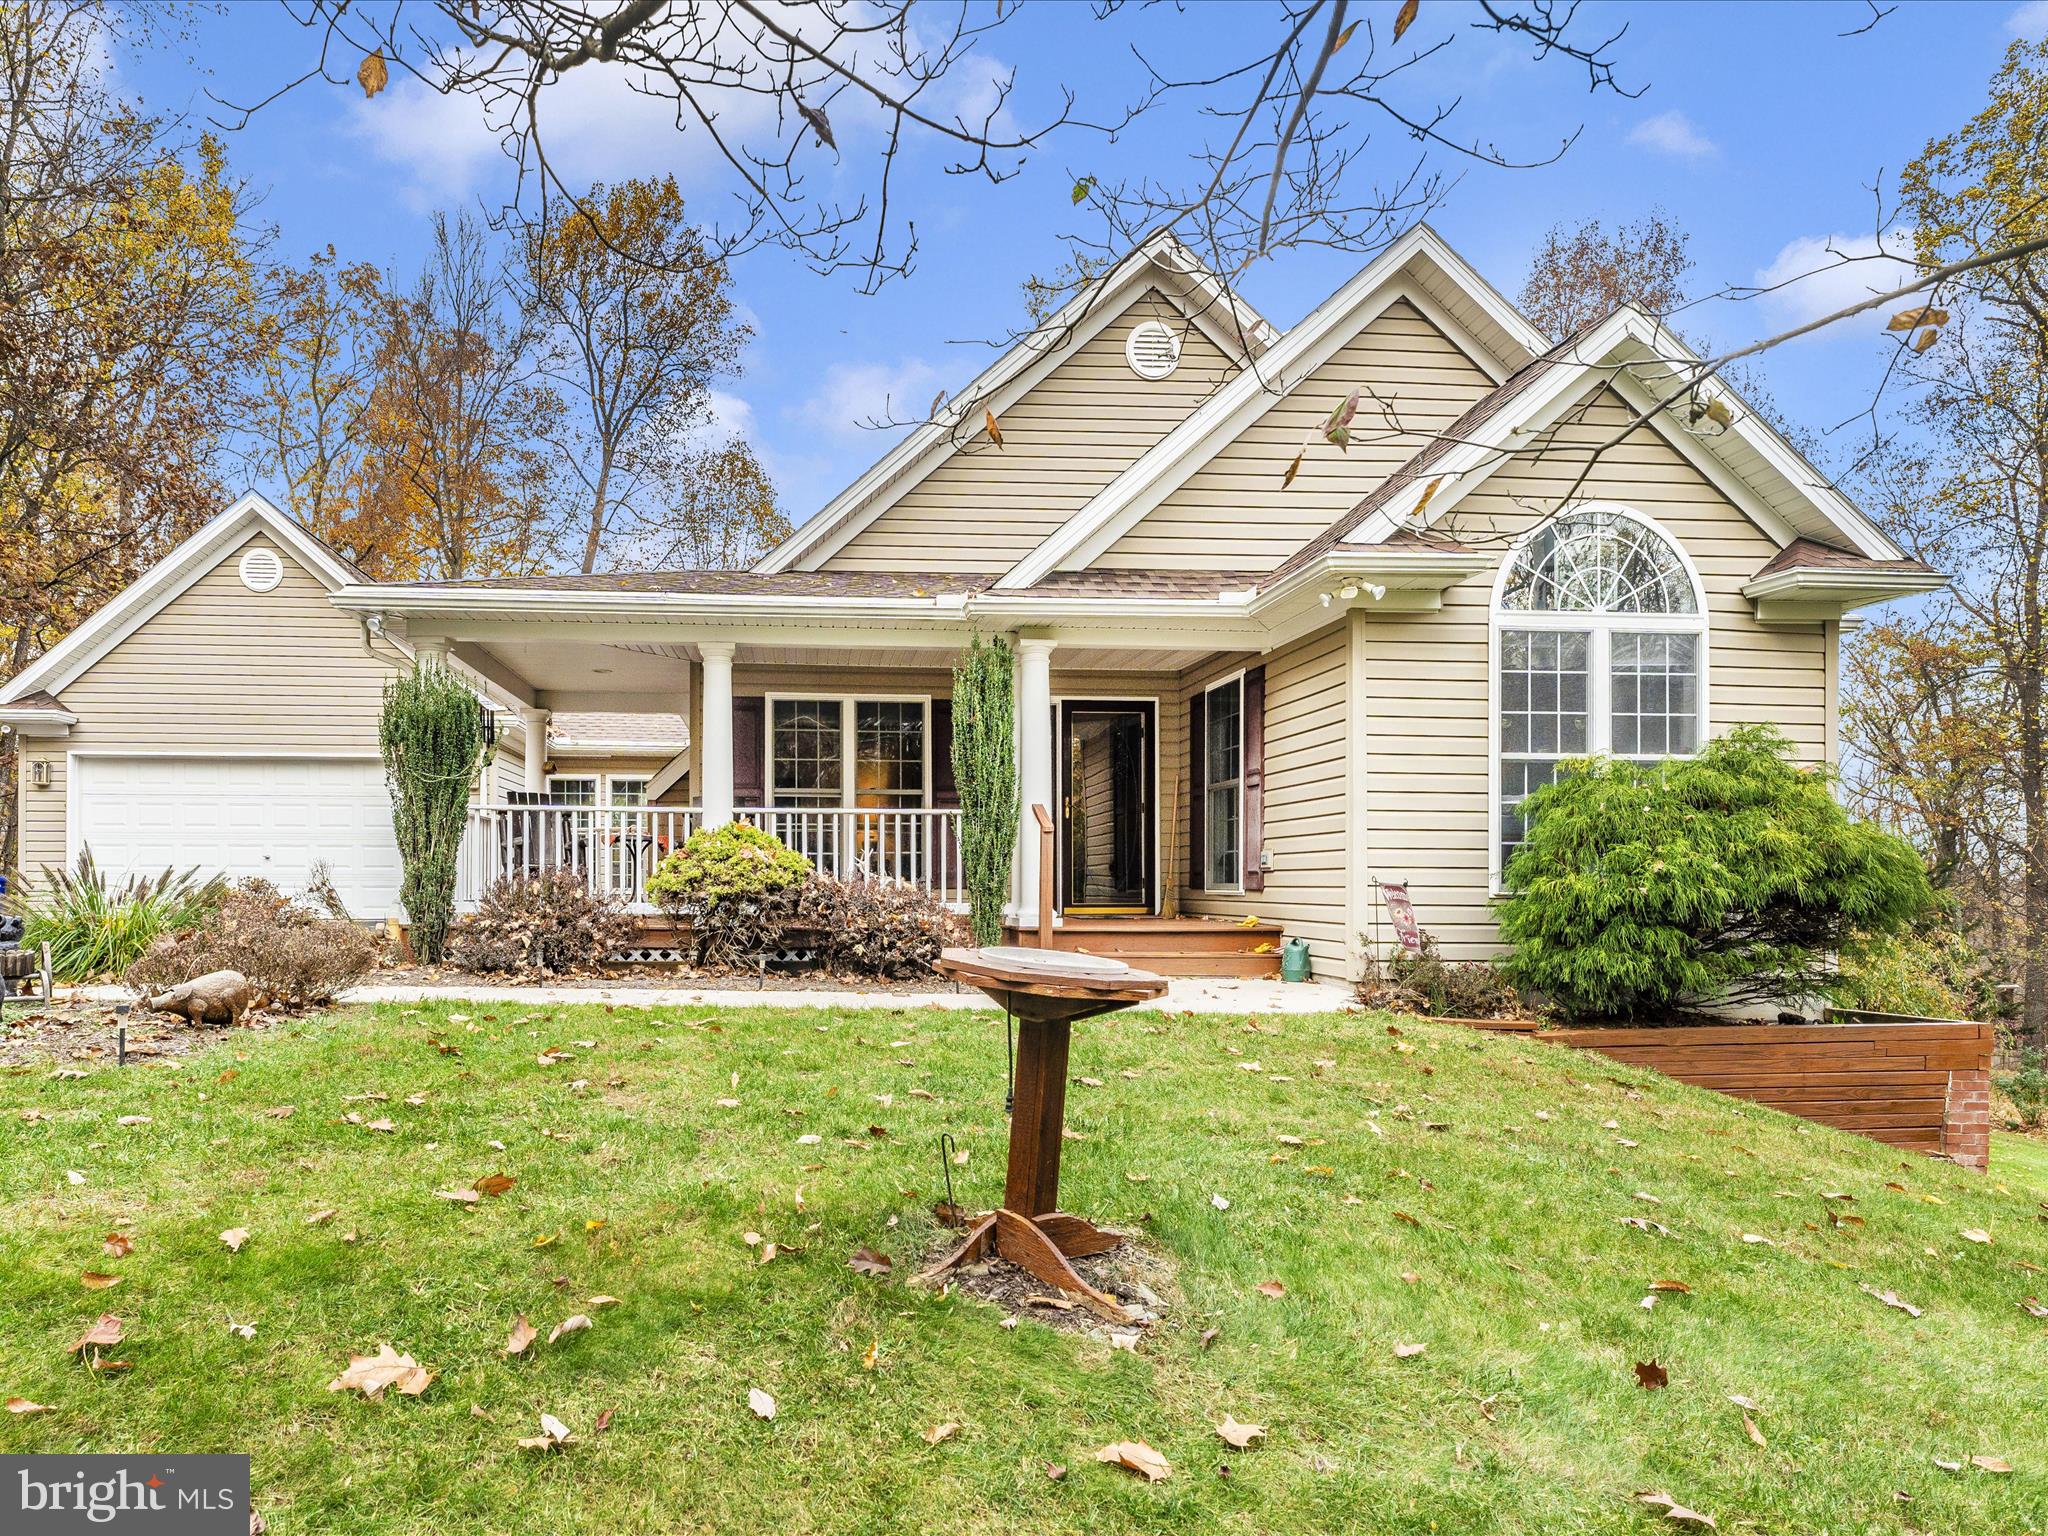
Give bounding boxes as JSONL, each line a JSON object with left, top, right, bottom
{"left": 797, "top": 357, "right": 946, "bottom": 437}
{"left": 2009, "top": 1, "right": 2048, "bottom": 39}
{"left": 1627, "top": 110, "right": 1718, "bottom": 161}
{"left": 1751, "top": 230, "right": 1917, "bottom": 331}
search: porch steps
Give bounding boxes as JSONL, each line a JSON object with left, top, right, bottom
{"left": 1002, "top": 916, "right": 1285, "bottom": 979}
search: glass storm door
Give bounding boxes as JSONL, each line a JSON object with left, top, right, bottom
{"left": 1059, "top": 702, "right": 1153, "bottom": 913}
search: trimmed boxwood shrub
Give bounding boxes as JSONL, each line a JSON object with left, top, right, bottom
{"left": 645, "top": 822, "right": 815, "bottom": 970}
{"left": 1496, "top": 725, "right": 1934, "bottom": 1020}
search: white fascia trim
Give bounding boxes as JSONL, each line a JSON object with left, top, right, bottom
{"left": 755, "top": 232, "right": 1275, "bottom": 575}
{"left": 1405, "top": 222, "right": 1555, "bottom": 360}
{"left": 548, "top": 740, "right": 691, "bottom": 755}
{"left": 1249, "top": 547, "right": 1495, "bottom": 617}
{"left": 0, "top": 492, "right": 357, "bottom": 705}
{"left": 333, "top": 586, "right": 973, "bottom": 624}
{"left": 0, "top": 705, "right": 78, "bottom": 725}
{"left": 1741, "top": 567, "right": 1948, "bottom": 605}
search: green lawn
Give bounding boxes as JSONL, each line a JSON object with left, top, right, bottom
{"left": 3, "top": 1002, "right": 2044, "bottom": 1535}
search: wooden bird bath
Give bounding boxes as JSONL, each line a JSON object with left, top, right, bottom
{"left": 918, "top": 945, "right": 1168, "bottom": 1321}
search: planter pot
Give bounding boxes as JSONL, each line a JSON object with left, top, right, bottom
{"left": 1444, "top": 1015, "right": 1995, "bottom": 1171}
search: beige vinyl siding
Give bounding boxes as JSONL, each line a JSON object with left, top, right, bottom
{"left": 1179, "top": 622, "right": 1351, "bottom": 973}
{"left": 16, "top": 533, "right": 402, "bottom": 879}
{"left": 1360, "top": 388, "right": 1829, "bottom": 962}
{"left": 819, "top": 291, "right": 1237, "bottom": 573}
{"left": 1096, "top": 300, "right": 1497, "bottom": 571}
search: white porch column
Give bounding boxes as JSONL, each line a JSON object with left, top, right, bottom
{"left": 699, "top": 641, "right": 736, "bottom": 827}
{"left": 1015, "top": 637, "right": 1057, "bottom": 930}
{"left": 517, "top": 706, "right": 549, "bottom": 794}
{"left": 412, "top": 634, "right": 451, "bottom": 666}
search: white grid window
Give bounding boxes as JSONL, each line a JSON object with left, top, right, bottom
{"left": 1493, "top": 507, "right": 1706, "bottom": 884}
{"left": 855, "top": 701, "right": 924, "bottom": 809}
{"left": 771, "top": 699, "right": 842, "bottom": 808}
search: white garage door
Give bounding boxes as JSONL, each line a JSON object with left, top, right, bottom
{"left": 73, "top": 756, "right": 403, "bottom": 919}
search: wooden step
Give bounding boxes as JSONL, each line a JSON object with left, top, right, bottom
{"left": 1002, "top": 917, "right": 1287, "bottom": 978}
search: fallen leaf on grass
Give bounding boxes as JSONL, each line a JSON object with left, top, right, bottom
{"left": 304, "top": 1210, "right": 337, "bottom": 1226}
{"left": 1255, "top": 1280, "right": 1286, "bottom": 1299}
{"left": 1095, "top": 1441, "right": 1171, "bottom": 1482}
{"left": 1859, "top": 1283, "right": 1924, "bottom": 1318}
{"left": 1727, "top": 1393, "right": 1762, "bottom": 1412}
{"left": 1393, "top": 1342, "right": 1426, "bottom": 1359}
{"left": 547, "top": 1315, "right": 591, "bottom": 1344}
{"left": 1210, "top": 1193, "right": 1230, "bottom": 1211}
{"left": 1648, "top": 1279, "right": 1691, "bottom": 1293}
{"left": 517, "top": 1412, "right": 575, "bottom": 1451}
{"left": 1216, "top": 1416, "right": 1265, "bottom": 1449}
{"left": 1634, "top": 1360, "right": 1669, "bottom": 1390}
{"left": 748, "top": 1388, "right": 777, "bottom": 1421}
{"left": 1970, "top": 1455, "right": 2013, "bottom": 1473}
{"left": 594, "top": 1407, "right": 614, "bottom": 1433}
{"left": 503, "top": 1316, "right": 538, "bottom": 1357}
{"left": 101, "top": 1233, "right": 132, "bottom": 1258}
{"left": 1637, "top": 1491, "right": 1716, "bottom": 1529}
{"left": 922, "top": 1422, "right": 960, "bottom": 1445}
{"left": 1960, "top": 1228, "right": 1992, "bottom": 1245}
{"left": 435, "top": 1188, "right": 480, "bottom": 1205}
{"left": 363, "top": 1118, "right": 395, "bottom": 1134}
{"left": 6, "top": 1398, "right": 52, "bottom": 1415}
{"left": 1743, "top": 1414, "right": 1767, "bottom": 1449}
{"left": 218, "top": 1229, "right": 250, "bottom": 1252}
{"left": 326, "top": 1344, "right": 432, "bottom": 1399}
{"left": 849, "top": 1247, "right": 892, "bottom": 1277}
{"left": 69, "top": 1315, "right": 123, "bottom": 1354}
{"left": 587, "top": 1295, "right": 621, "bottom": 1309}
{"left": 473, "top": 1173, "right": 517, "bottom": 1198}
{"left": 79, "top": 1272, "right": 121, "bottom": 1290}
{"left": 115, "top": 1115, "right": 151, "bottom": 1127}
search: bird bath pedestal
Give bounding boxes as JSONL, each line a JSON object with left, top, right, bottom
{"left": 918, "top": 945, "right": 1168, "bottom": 1321}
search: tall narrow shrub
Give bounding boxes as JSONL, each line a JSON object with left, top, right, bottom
{"left": 951, "top": 633, "right": 1018, "bottom": 947}
{"left": 380, "top": 659, "right": 490, "bottom": 962}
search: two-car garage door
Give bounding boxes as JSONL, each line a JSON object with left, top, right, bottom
{"left": 72, "top": 756, "right": 404, "bottom": 919}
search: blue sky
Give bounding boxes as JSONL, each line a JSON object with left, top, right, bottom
{"left": 122, "top": 0, "right": 2048, "bottom": 539}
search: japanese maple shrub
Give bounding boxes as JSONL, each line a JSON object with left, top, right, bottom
{"left": 1496, "top": 725, "right": 1934, "bottom": 1020}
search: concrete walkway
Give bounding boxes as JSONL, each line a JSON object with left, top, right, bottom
{"left": 68, "top": 976, "right": 1357, "bottom": 1015}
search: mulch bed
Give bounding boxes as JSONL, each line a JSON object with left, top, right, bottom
{"left": 925, "top": 1225, "right": 1180, "bottom": 1342}
{"left": 0, "top": 996, "right": 295, "bottom": 1069}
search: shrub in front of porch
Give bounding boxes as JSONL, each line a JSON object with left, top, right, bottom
{"left": 802, "top": 877, "right": 958, "bottom": 979}
{"left": 1356, "top": 932, "right": 1526, "bottom": 1019}
{"left": 1496, "top": 725, "right": 1935, "bottom": 1021}
{"left": 453, "top": 871, "right": 637, "bottom": 976}
{"left": 645, "top": 822, "right": 814, "bottom": 970}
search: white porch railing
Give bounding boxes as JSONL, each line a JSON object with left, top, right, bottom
{"left": 456, "top": 803, "right": 964, "bottom": 910}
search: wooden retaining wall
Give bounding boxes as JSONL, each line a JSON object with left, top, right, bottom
{"left": 1456, "top": 1018, "right": 1996, "bottom": 1171}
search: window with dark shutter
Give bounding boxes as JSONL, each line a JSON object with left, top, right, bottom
{"left": 1187, "top": 691, "right": 1205, "bottom": 890}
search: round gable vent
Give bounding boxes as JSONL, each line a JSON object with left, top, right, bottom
{"left": 238, "top": 546, "right": 284, "bottom": 593}
{"left": 1125, "top": 319, "right": 1183, "bottom": 380}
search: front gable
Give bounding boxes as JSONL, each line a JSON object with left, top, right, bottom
{"left": 1092, "top": 299, "right": 1498, "bottom": 572}
{"left": 818, "top": 287, "right": 1240, "bottom": 573}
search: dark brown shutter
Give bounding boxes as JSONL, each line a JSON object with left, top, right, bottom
{"left": 1242, "top": 666, "right": 1266, "bottom": 893}
{"left": 930, "top": 699, "right": 958, "bottom": 808}
{"left": 1187, "top": 691, "right": 1206, "bottom": 890}
{"left": 732, "top": 696, "right": 766, "bottom": 807}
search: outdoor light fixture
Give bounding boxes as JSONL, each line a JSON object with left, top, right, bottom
{"left": 28, "top": 760, "right": 49, "bottom": 788}
{"left": 480, "top": 706, "right": 498, "bottom": 748}
{"left": 1339, "top": 584, "right": 1359, "bottom": 600}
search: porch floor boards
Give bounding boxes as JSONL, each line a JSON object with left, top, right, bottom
{"left": 1003, "top": 916, "right": 1285, "bottom": 978}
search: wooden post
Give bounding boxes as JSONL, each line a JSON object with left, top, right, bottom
{"left": 1032, "top": 803, "right": 1055, "bottom": 947}
{"left": 37, "top": 942, "right": 52, "bottom": 1004}
{"left": 1003, "top": 1018, "right": 1072, "bottom": 1216}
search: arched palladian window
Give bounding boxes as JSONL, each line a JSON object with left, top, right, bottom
{"left": 1492, "top": 504, "right": 1709, "bottom": 884}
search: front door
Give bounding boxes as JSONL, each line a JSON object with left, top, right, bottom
{"left": 1059, "top": 701, "right": 1153, "bottom": 913}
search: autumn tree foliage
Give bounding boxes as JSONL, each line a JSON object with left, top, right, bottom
{"left": 524, "top": 176, "right": 784, "bottom": 574}
{"left": 1517, "top": 213, "right": 1692, "bottom": 341}
{"left": 1849, "top": 36, "right": 2048, "bottom": 1049}
{"left": 0, "top": 0, "right": 267, "bottom": 873}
